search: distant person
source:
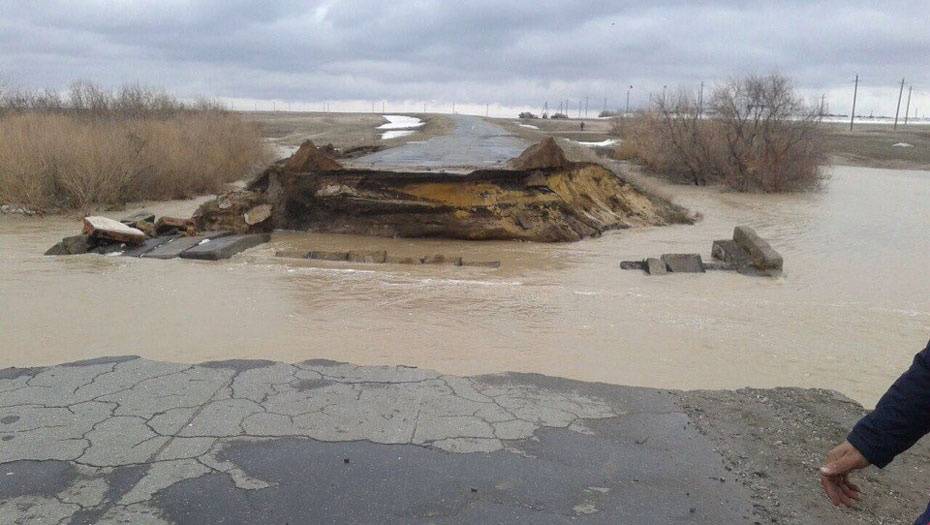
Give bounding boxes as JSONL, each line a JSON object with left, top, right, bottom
{"left": 820, "top": 338, "right": 930, "bottom": 523}
{"left": 580, "top": 121, "right": 585, "bottom": 131}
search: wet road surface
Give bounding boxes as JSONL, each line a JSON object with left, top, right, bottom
{"left": 351, "top": 114, "right": 528, "bottom": 170}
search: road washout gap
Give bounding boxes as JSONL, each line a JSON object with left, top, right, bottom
{"left": 193, "top": 137, "right": 692, "bottom": 242}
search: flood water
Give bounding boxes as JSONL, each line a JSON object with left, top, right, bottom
{"left": 1, "top": 165, "right": 927, "bottom": 406}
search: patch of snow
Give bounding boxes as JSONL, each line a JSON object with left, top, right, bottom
{"left": 377, "top": 115, "right": 424, "bottom": 130}
{"left": 381, "top": 129, "right": 416, "bottom": 140}
{"left": 197, "top": 239, "right": 211, "bottom": 246}
{"left": 576, "top": 139, "right": 619, "bottom": 147}
{"left": 518, "top": 123, "right": 539, "bottom": 129}
{"left": 892, "top": 142, "right": 914, "bottom": 148}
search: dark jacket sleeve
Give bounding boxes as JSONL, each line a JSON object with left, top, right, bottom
{"left": 847, "top": 339, "right": 930, "bottom": 468}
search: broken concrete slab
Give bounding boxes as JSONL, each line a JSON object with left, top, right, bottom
{"left": 122, "top": 234, "right": 183, "bottom": 258}
{"left": 733, "top": 226, "right": 783, "bottom": 272}
{"left": 712, "top": 239, "right": 751, "bottom": 270}
{"left": 385, "top": 255, "right": 420, "bottom": 265}
{"left": 142, "top": 236, "right": 208, "bottom": 260}
{"left": 421, "top": 254, "right": 463, "bottom": 265}
{"left": 619, "top": 260, "right": 646, "bottom": 271}
{"left": 461, "top": 260, "right": 501, "bottom": 268}
{"left": 44, "top": 235, "right": 93, "bottom": 256}
{"left": 347, "top": 250, "right": 387, "bottom": 264}
{"left": 274, "top": 249, "right": 310, "bottom": 259}
{"left": 120, "top": 211, "right": 155, "bottom": 226}
{"left": 660, "top": 254, "right": 705, "bottom": 273}
{"left": 83, "top": 216, "right": 145, "bottom": 245}
{"left": 244, "top": 204, "right": 273, "bottom": 226}
{"left": 155, "top": 217, "right": 195, "bottom": 236}
{"left": 180, "top": 234, "right": 271, "bottom": 261}
{"left": 645, "top": 258, "right": 668, "bottom": 275}
{"left": 308, "top": 251, "right": 349, "bottom": 261}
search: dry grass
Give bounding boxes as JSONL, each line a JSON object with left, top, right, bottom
{"left": 623, "top": 74, "right": 827, "bottom": 192}
{"left": 0, "top": 110, "right": 269, "bottom": 211}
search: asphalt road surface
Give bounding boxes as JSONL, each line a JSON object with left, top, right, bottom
{"left": 352, "top": 114, "right": 528, "bottom": 170}
{"left": 1, "top": 356, "right": 754, "bottom": 524}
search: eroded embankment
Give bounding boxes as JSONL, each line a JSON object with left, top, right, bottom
{"left": 194, "top": 138, "right": 690, "bottom": 242}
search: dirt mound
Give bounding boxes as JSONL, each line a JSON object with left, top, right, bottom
{"left": 509, "top": 137, "right": 571, "bottom": 170}
{"left": 283, "top": 140, "right": 343, "bottom": 172}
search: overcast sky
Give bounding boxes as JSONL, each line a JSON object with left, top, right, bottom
{"left": 1, "top": 0, "right": 928, "bottom": 117}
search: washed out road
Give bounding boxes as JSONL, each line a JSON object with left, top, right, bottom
{"left": 353, "top": 114, "right": 528, "bottom": 170}
{"left": 0, "top": 356, "right": 755, "bottom": 524}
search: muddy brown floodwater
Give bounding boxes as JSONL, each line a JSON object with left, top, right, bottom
{"left": 1, "top": 165, "right": 928, "bottom": 406}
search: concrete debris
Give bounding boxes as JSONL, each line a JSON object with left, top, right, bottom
{"left": 645, "top": 257, "right": 668, "bottom": 275}
{"left": 46, "top": 212, "right": 264, "bottom": 262}
{"left": 661, "top": 254, "right": 705, "bottom": 273}
{"left": 155, "top": 216, "right": 195, "bottom": 236}
{"left": 192, "top": 190, "right": 271, "bottom": 235}
{"left": 180, "top": 234, "right": 272, "bottom": 261}
{"left": 120, "top": 211, "right": 156, "bottom": 226}
{"left": 733, "top": 226, "right": 783, "bottom": 272}
{"left": 620, "top": 225, "right": 782, "bottom": 277}
{"left": 276, "top": 249, "right": 500, "bottom": 268}
{"left": 244, "top": 204, "right": 273, "bottom": 226}
{"left": 83, "top": 216, "right": 146, "bottom": 245}
{"left": 44, "top": 235, "right": 93, "bottom": 256}
{"left": 347, "top": 250, "right": 387, "bottom": 263}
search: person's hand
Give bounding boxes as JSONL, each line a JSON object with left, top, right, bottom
{"left": 820, "top": 440, "right": 870, "bottom": 507}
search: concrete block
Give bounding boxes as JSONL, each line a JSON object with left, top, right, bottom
{"left": 619, "top": 260, "right": 646, "bottom": 271}
{"left": 385, "top": 255, "right": 420, "bottom": 264}
{"left": 461, "top": 260, "right": 501, "bottom": 268}
{"left": 660, "top": 254, "right": 704, "bottom": 273}
{"left": 180, "top": 233, "right": 271, "bottom": 260}
{"left": 421, "top": 254, "right": 463, "bottom": 265}
{"left": 83, "top": 216, "right": 145, "bottom": 245}
{"left": 275, "top": 249, "right": 310, "bottom": 259}
{"left": 347, "top": 250, "right": 387, "bottom": 263}
{"left": 645, "top": 258, "right": 668, "bottom": 275}
{"left": 142, "top": 236, "right": 207, "bottom": 260}
{"left": 45, "top": 235, "right": 93, "bottom": 256}
{"left": 120, "top": 211, "right": 155, "bottom": 225}
{"left": 122, "top": 234, "right": 182, "bottom": 257}
{"left": 711, "top": 239, "right": 751, "bottom": 270}
{"left": 733, "top": 226, "right": 783, "bottom": 271}
{"left": 308, "top": 251, "right": 349, "bottom": 261}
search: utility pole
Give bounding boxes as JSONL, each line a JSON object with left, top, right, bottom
{"left": 584, "top": 96, "right": 589, "bottom": 118}
{"left": 850, "top": 74, "right": 858, "bottom": 131}
{"left": 904, "top": 85, "right": 913, "bottom": 125}
{"left": 698, "top": 82, "right": 704, "bottom": 116}
{"left": 819, "top": 94, "right": 825, "bottom": 118}
{"left": 626, "top": 85, "right": 632, "bottom": 115}
{"left": 894, "top": 77, "right": 905, "bottom": 130}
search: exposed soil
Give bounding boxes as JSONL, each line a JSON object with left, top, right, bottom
{"left": 196, "top": 140, "right": 691, "bottom": 242}
{"left": 678, "top": 388, "right": 930, "bottom": 524}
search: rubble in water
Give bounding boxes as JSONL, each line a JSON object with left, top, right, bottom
{"left": 45, "top": 209, "right": 268, "bottom": 261}
{"left": 620, "top": 226, "right": 783, "bottom": 277}
{"left": 195, "top": 139, "right": 690, "bottom": 242}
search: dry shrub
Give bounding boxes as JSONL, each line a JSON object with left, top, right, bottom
{"left": 0, "top": 87, "right": 269, "bottom": 210}
{"left": 628, "top": 74, "right": 827, "bottom": 192}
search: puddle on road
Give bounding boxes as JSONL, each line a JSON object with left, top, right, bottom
{"left": 1, "top": 165, "right": 928, "bottom": 406}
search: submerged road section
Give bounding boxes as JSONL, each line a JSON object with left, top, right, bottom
{"left": 353, "top": 114, "right": 528, "bottom": 170}
{"left": 0, "top": 356, "right": 753, "bottom": 524}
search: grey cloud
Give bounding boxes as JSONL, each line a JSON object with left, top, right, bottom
{"left": 1, "top": 0, "right": 927, "bottom": 114}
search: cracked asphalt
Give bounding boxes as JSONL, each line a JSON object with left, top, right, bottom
{"left": 351, "top": 114, "right": 528, "bottom": 170}
{"left": 0, "top": 356, "right": 754, "bottom": 524}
